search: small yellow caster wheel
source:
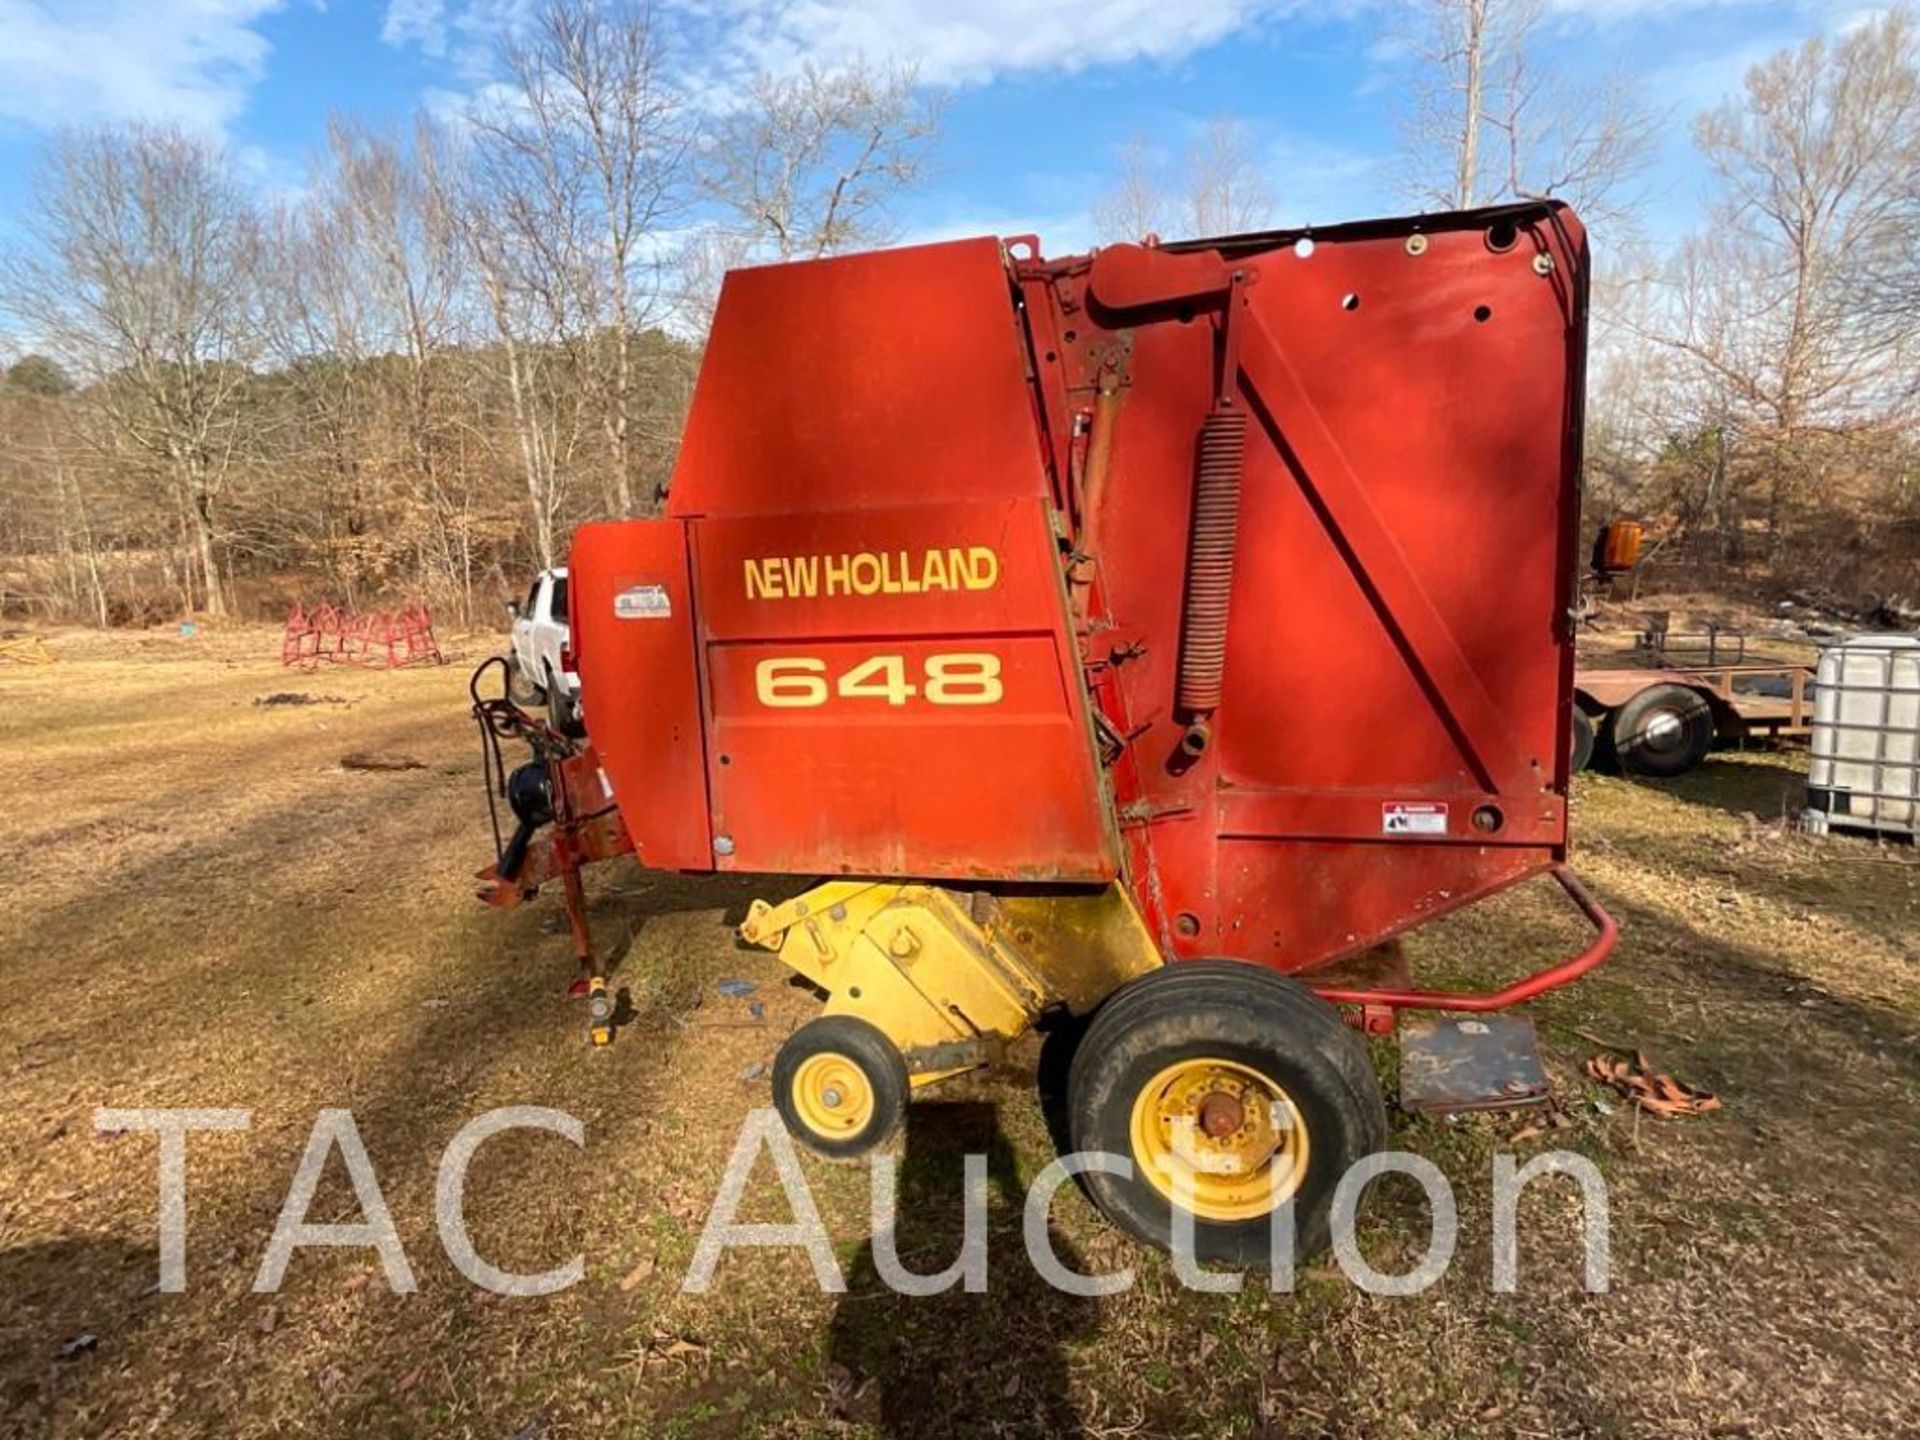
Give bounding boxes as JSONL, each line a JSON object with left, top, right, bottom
{"left": 773, "top": 1016, "right": 908, "bottom": 1158}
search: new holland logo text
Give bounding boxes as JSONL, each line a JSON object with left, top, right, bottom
{"left": 743, "top": 546, "right": 1000, "bottom": 601}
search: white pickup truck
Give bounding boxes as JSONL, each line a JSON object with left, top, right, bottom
{"left": 506, "top": 568, "right": 583, "bottom": 735}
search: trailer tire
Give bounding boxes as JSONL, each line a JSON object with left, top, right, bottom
{"left": 1066, "top": 962, "right": 1385, "bottom": 1268}
{"left": 506, "top": 655, "right": 543, "bottom": 707}
{"left": 1570, "top": 707, "right": 1596, "bottom": 774}
{"left": 773, "top": 1016, "right": 909, "bottom": 1159}
{"left": 1609, "top": 683, "right": 1713, "bottom": 778}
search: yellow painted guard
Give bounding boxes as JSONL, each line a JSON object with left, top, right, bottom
{"left": 741, "top": 882, "right": 1161, "bottom": 1084}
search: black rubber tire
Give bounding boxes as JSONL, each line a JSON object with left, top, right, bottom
{"left": 1066, "top": 962, "right": 1386, "bottom": 1268}
{"left": 773, "top": 1015, "right": 909, "bottom": 1159}
{"left": 506, "top": 654, "right": 543, "bottom": 707}
{"left": 1570, "top": 706, "right": 1597, "bottom": 774}
{"left": 1609, "top": 682, "right": 1714, "bottom": 778}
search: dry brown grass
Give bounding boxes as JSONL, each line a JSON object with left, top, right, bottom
{"left": 1, "top": 626, "right": 1916, "bottom": 1439}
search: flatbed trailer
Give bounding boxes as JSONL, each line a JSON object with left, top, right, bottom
{"left": 1573, "top": 657, "right": 1816, "bottom": 777}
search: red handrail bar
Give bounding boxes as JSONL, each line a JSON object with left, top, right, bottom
{"left": 1312, "top": 865, "right": 1617, "bottom": 1012}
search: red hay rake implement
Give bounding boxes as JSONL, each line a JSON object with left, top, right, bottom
{"left": 283, "top": 602, "right": 445, "bottom": 671}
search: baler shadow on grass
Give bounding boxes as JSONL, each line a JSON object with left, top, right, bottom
{"left": 821, "top": 1101, "right": 1096, "bottom": 1438}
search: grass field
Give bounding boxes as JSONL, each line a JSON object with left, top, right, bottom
{"left": 1, "top": 627, "right": 1916, "bottom": 1439}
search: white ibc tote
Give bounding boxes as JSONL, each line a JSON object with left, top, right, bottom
{"left": 1804, "top": 635, "right": 1920, "bottom": 839}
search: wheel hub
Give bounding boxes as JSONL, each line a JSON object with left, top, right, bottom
{"left": 1128, "top": 1058, "right": 1311, "bottom": 1221}
{"left": 1199, "top": 1089, "right": 1244, "bottom": 1138}
{"left": 1643, "top": 710, "right": 1684, "bottom": 750}
{"left": 791, "top": 1052, "right": 875, "bottom": 1137}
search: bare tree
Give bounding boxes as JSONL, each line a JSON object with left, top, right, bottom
{"left": 669, "top": 226, "right": 754, "bottom": 336}
{"left": 1090, "top": 137, "right": 1168, "bottom": 243}
{"left": 1631, "top": 8, "right": 1920, "bottom": 555}
{"left": 444, "top": 142, "right": 589, "bottom": 571}
{"left": 328, "top": 119, "right": 474, "bottom": 598}
{"left": 474, "top": 0, "right": 686, "bottom": 516}
{"left": 3, "top": 126, "right": 263, "bottom": 616}
{"left": 1186, "top": 118, "right": 1276, "bottom": 235}
{"left": 700, "top": 60, "right": 940, "bottom": 267}
{"left": 0, "top": 358, "right": 111, "bottom": 624}
{"left": 1093, "top": 119, "right": 1273, "bottom": 243}
{"left": 256, "top": 116, "right": 484, "bottom": 611}
{"left": 1400, "top": 0, "right": 1655, "bottom": 226}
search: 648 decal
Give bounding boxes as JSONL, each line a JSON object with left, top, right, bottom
{"left": 753, "top": 653, "right": 1004, "bottom": 708}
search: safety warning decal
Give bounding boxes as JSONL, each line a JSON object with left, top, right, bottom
{"left": 614, "top": 584, "right": 672, "bottom": 620}
{"left": 1383, "top": 802, "right": 1449, "bottom": 836}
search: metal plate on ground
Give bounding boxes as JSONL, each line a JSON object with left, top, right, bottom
{"left": 1399, "top": 1014, "right": 1551, "bottom": 1114}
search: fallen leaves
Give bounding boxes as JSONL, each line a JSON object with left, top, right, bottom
{"left": 1586, "top": 1050, "right": 1722, "bottom": 1118}
{"left": 617, "top": 1254, "right": 656, "bottom": 1292}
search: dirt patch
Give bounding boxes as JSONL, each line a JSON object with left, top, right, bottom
{"left": 1, "top": 631, "right": 1916, "bottom": 1438}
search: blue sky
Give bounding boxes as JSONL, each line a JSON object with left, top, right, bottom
{"left": 0, "top": 0, "right": 1876, "bottom": 257}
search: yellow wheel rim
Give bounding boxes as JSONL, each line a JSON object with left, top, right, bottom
{"left": 1128, "top": 1057, "right": 1311, "bottom": 1223}
{"left": 790, "top": 1052, "right": 876, "bottom": 1139}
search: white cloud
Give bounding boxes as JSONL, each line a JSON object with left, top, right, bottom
{"left": 0, "top": 0, "right": 287, "bottom": 137}
{"left": 697, "top": 0, "right": 1288, "bottom": 85}
{"left": 379, "top": 0, "right": 531, "bottom": 80}
{"left": 385, "top": 0, "right": 1299, "bottom": 91}
{"left": 1544, "top": 0, "right": 1755, "bottom": 18}
{"left": 381, "top": 0, "right": 448, "bottom": 55}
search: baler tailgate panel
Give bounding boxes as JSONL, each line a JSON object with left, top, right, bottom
{"left": 1037, "top": 208, "right": 1587, "bottom": 970}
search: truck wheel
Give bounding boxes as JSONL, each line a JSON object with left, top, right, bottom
{"left": 773, "top": 1016, "right": 909, "bottom": 1159}
{"left": 1066, "top": 962, "right": 1386, "bottom": 1267}
{"left": 506, "top": 655, "right": 543, "bottom": 707}
{"left": 1609, "top": 683, "right": 1713, "bottom": 778}
{"left": 1570, "top": 707, "right": 1596, "bottom": 774}
{"left": 546, "top": 671, "right": 585, "bottom": 739}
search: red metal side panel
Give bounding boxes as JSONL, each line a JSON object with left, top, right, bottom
{"left": 1048, "top": 207, "right": 1587, "bottom": 972}
{"left": 690, "top": 498, "right": 1117, "bottom": 881}
{"left": 567, "top": 520, "right": 713, "bottom": 871}
{"left": 665, "top": 238, "right": 1050, "bottom": 518}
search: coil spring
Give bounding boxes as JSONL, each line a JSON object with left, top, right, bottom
{"left": 1176, "top": 407, "right": 1249, "bottom": 716}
